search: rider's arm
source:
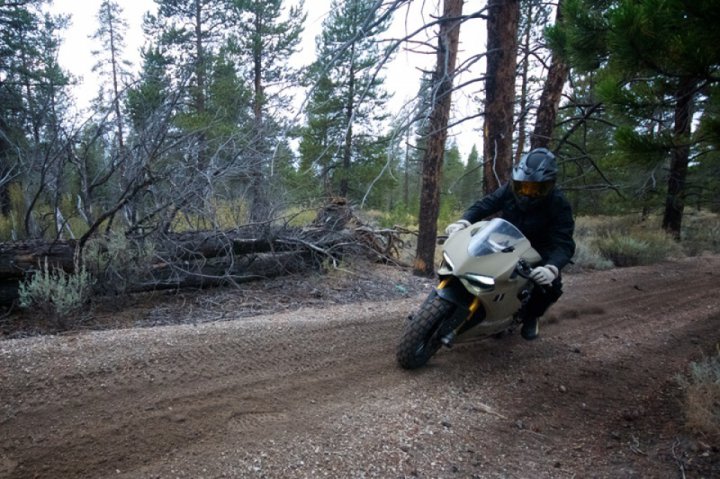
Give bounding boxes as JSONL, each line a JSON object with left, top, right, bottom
{"left": 544, "top": 194, "right": 576, "bottom": 271}
{"left": 461, "top": 183, "right": 509, "bottom": 223}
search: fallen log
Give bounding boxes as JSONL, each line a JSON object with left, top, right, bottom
{"left": 0, "top": 227, "right": 387, "bottom": 279}
{"left": 0, "top": 201, "right": 409, "bottom": 306}
{"left": 0, "top": 251, "right": 316, "bottom": 305}
{"left": 0, "top": 240, "right": 80, "bottom": 281}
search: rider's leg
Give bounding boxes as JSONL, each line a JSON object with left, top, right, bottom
{"left": 520, "top": 276, "right": 563, "bottom": 340}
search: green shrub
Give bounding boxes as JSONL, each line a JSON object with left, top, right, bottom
{"left": 0, "top": 212, "right": 17, "bottom": 241}
{"left": 681, "top": 210, "right": 720, "bottom": 255}
{"left": 574, "top": 214, "right": 643, "bottom": 238}
{"left": 576, "top": 211, "right": 720, "bottom": 262}
{"left": 594, "top": 230, "right": 682, "bottom": 267}
{"left": 437, "top": 201, "right": 462, "bottom": 232}
{"left": 569, "top": 237, "right": 614, "bottom": 270}
{"left": 377, "top": 207, "right": 418, "bottom": 230}
{"left": 83, "top": 232, "right": 156, "bottom": 294}
{"left": 19, "top": 257, "right": 95, "bottom": 328}
{"left": 677, "top": 351, "right": 720, "bottom": 439}
{"left": 595, "top": 235, "right": 650, "bottom": 267}
{"left": 284, "top": 206, "right": 321, "bottom": 227}
{"left": 0, "top": 183, "right": 26, "bottom": 240}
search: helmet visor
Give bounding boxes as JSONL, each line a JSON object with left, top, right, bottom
{"left": 512, "top": 180, "right": 555, "bottom": 198}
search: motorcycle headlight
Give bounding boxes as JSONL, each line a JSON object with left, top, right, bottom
{"left": 442, "top": 252, "right": 455, "bottom": 271}
{"left": 464, "top": 273, "right": 495, "bottom": 290}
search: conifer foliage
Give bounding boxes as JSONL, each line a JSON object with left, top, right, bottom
{"left": 299, "top": 0, "right": 392, "bottom": 203}
{"left": 554, "top": 0, "right": 720, "bottom": 236}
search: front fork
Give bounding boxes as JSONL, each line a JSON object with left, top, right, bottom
{"left": 433, "top": 277, "right": 484, "bottom": 347}
{"left": 439, "top": 295, "right": 483, "bottom": 347}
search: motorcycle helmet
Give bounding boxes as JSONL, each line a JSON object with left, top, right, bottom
{"left": 511, "top": 148, "right": 558, "bottom": 211}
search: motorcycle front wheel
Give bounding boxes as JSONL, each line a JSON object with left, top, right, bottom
{"left": 396, "top": 295, "right": 454, "bottom": 369}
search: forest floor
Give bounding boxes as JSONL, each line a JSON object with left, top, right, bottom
{"left": 1, "top": 255, "right": 719, "bottom": 478}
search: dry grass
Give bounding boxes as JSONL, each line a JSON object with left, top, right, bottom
{"left": 681, "top": 210, "right": 720, "bottom": 255}
{"left": 568, "top": 237, "right": 614, "bottom": 271}
{"left": 678, "top": 351, "right": 720, "bottom": 440}
{"left": 574, "top": 211, "right": 720, "bottom": 262}
{"left": 685, "top": 383, "right": 720, "bottom": 438}
{"left": 595, "top": 230, "right": 683, "bottom": 267}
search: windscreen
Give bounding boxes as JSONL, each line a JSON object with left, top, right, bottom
{"left": 467, "top": 218, "right": 526, "bottom": 257}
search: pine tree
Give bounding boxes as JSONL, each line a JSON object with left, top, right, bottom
{"left": 516, "top": 0, "right": 555, "bottom": 158}
{"left": 413, "top": 0, "right": 463, "bottom": 277}
{"left": 389, "top": 72, "right": 436, "bottom": 217}
{"left": 91, "top": 0, "right": 131, "bottom": 152}
{"left": 126, "top": 46, "right": 172, "bottom": 130}
{"left": 230, "top": 0, "right": 305, "bottom": 221}
{"left": 483, "top": 0, "right": 520, "bottom": 194}
{"left": 139, "top": 0, "right": 262, "bottom": 230}
{"left": 145, "top": 0, "right": 232, "bottom": 118}
{"left": 530, "top": 0, "right": 570, "bottom": 151}
{"left": 299, "top": 0, "right": 392, "bottom": 201}
{"left": 558, "top": 0, "right": 720, "bottom": 238}
{"left": 550, "top": 72, "right": 622, "bottom": 215}
{"left": 143, "top": 0, "right": 236, "bottom": 175}
{"left": 441, "top": 141, "right": 464, "bottom": 213}
{"left": 458, "top": 145, "right": 481, "bottom": 207}
{"left": 0, "top": 1, "right": 71, "bottom": 237}
{"left": 298, "top": 72, "right": 343, "bottom": 200}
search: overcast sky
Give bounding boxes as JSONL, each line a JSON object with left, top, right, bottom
{"left": 49, "top": 0, "right": 482, "bottom": 158}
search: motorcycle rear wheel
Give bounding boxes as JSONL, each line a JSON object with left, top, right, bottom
{"left": 396, "top": 295, "right": 454, "bottom": 369}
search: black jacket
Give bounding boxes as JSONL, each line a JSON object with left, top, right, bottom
{"left": 461, "top": 183, "right": 576, "bottom": 270}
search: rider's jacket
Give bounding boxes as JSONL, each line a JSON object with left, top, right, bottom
{"left": 461, "top": 183, "right": 576, "bottom": 271}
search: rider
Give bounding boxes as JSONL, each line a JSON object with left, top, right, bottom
{"left": 444, "top": 147, "right": 575, "bottom": 340}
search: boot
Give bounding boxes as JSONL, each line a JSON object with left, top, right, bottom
{"left": 521, "top": 316, "right": 539, "bottom": 340}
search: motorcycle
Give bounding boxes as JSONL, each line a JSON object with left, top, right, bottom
{"left": 397, "top": 217, "right": 543, "bottom": 369}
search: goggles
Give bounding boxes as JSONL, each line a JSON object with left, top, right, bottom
{"left": 512, "top": 180, "right": 555, "bottom": 198}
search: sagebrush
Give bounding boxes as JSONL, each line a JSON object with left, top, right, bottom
{"left": 83, "top": 232, "right": 156, "bottom": 294}
{"left": 677, "top": 351, "right": 720, "bottom": 439}
{"left": 18, "top": 257, "right": 95, "bottom": 328}
{"left": 594, "top": 231, "right": 682, "bottom": 267}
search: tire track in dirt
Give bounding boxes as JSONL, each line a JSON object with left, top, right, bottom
{"left": 420, "top": 259, "right": 720, "bottom": 478}
{"left": 1, "top": 256, "right": 719, "bottom": 478}
{"left": 549, "top": 260, "right": 720, "bottom": 350}
{"left": 0, "top": 304, "right": 407, "bottom": 478}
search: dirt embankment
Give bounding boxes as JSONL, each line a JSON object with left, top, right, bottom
{"left": 1, "top": 256, "right": 719, "bottom": 478}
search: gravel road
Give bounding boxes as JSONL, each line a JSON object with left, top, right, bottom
{"left": 2, "top": 256, "right": 719, "bottom": 478}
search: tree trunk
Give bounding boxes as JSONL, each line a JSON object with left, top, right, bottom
{"left": 0, "top": 117, "right": 11, "bottom": 216}
{"left": 530, "top": 0, "right": 569, "bottom": 150}
{"left": 413, "top": 0, "right": 463, "bottom": 277}
{"left": 249, "top": 10, "right": 271, "bottom": 223}
{"left": 108, "top": 10, "right": 125, "bottom": 153}
{"left": 483, "top": 0, "right": 520, "bottom": 194}
{"left": 0, "top": 183, "right": 9, "bottom": 217}
{"left": 662, "top": 78, "right": 695, "bottom": 240}
{"left": 192, "top": 0, "right": 209, "bottom": 176}
{"left": 0, "top": 226, "right": 383, "bottom": 281}
{"left": 514, "top": 0, "right": 533, "bottom": 163}
{"left": 106, "top": 6, "right": 133, "bottom": 225}
{"left": 403, "top": 128, "right": 410, "bottom": 207}
{"left": 193, "top": 0, "right": 206, "bottom": 118}
{"left": 340, "top": 42, "right": 356, "bottom": 198}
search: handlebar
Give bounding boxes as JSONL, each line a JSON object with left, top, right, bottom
{"left": 515, "top": 259, "right": 533, "bottom": 279}
{"left": 516, "top": 259, "right": 551, "bottom": 294}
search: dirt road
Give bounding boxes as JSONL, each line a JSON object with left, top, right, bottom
{"left": 1, "top": 256, "right": 719, "bottom": 478}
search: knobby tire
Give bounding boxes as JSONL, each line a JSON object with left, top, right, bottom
{"left": 396, "top": 295, "right": 454, "bottom": 369}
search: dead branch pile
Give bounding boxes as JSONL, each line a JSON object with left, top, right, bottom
{"left": 0, "top": 200, "right": 410, "bottom": 305}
